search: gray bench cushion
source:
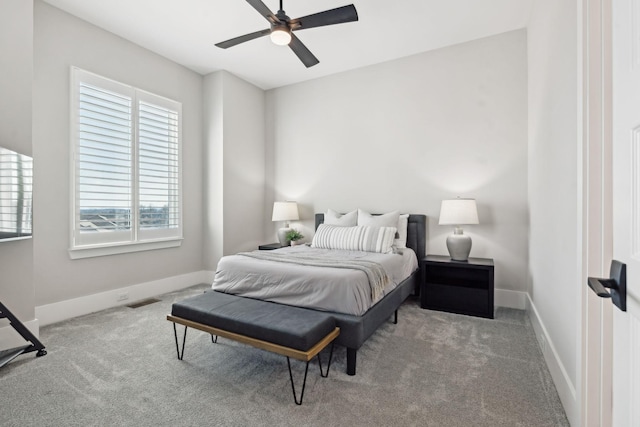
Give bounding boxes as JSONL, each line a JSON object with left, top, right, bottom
{"left": 171, "top": 291, "right": 335, "bottom": 352}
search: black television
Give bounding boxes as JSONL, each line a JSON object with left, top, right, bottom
{"left": 0, "top": 146, "right": 33, "bottom": 241}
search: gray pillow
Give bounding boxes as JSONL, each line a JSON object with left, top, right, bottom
{"left": 324, "top": 208, "right": 357, "bottom": 226}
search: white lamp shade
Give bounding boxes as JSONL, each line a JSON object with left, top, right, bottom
{"left": 272, "top": 201, "right": 299, "bottom": 222}
{"left": 438, "top": 199, "right": 479, "bottom": 225}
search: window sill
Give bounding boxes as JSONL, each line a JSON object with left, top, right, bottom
{"left": 68, "top": 238, "right": 183, "bottom": 260}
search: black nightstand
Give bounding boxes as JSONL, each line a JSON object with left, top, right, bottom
{"left": 421, "top": 255, "right": 494, "bottom": 319}
{"left": 258, "top": 243, "right": 284, "bottom": 250}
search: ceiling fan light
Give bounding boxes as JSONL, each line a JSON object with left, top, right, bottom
{"left": 270, "top": 27, "right": 291, "bottom": 46}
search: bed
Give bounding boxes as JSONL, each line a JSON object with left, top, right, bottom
{"left": 212, "top": 213, "right": 426, "bottom": 375}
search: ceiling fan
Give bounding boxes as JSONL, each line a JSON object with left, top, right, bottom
{"left": 215, "top": 0, "right": 358, "bottom": 68}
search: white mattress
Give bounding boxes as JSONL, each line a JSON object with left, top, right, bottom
{"left": 212, "top": 245, "right": 418, "bottom": 316}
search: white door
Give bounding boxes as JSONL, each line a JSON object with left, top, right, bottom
{"left": 611, "top": 0, "right": 640, "bottom": 424}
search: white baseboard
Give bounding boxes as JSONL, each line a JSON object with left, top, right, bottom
{"left": 0, "top": 319, "right": 39, "bottom": 350}
{"left": 495, "top": 289, "right": 526, "bottom": 309}
{"left": 526, "top": 294, "right": 578, "bottom": 426}
{"left": 36, "top": 270, "right": 215, "bottom": 327}
{"left": 27, "top": 278, "right": 527, "bottom": 334}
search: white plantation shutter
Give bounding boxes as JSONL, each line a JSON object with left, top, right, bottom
{"left": 71, "top": 68, "right": 182, "bottom": 253}
{"left": 75, "top": 80, "right": 133, "bottom": 246}
{"left": 137, "top": 95, "right": 181, "bottom": 239}
{"left": 0, "top": 148, "right": 33, "bottom": 238}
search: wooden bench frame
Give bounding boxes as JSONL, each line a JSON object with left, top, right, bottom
{"left": 167, "top": 315, "right": 340, "bottom": 405}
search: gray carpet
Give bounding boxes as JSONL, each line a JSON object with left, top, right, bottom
{"left": 0, "top": 284, "right": 568, "bottom": 426}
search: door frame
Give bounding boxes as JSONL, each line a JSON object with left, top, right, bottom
{"left": 581, "top": 0, "right": 614, "bottom": 425}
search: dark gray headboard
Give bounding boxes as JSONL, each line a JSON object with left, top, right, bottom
{"left": 314, "top": 213, "right": 426, "bottom": 261}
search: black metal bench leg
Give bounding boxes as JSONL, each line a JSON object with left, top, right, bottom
{"left": 211, "top": 335, "right": 218, "bottom": 343}
{"left": 173, "top": 323, "right": 187, "bottom": 360}
{"left": 317, "top": 342, "right": 335, "bottom": 378}
{"left": 393, "top": 309, "right": 398, "bottom": 325}
{"left": 286, "top": 357, "right": 310, "bottom": 405}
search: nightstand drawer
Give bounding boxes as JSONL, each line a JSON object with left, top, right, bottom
{"left": 424, "top": 265, "right": 492, "bottom": 290}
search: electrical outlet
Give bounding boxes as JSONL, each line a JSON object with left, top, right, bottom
{"left": 117, "top": 292, "right": 129, "bottom": 302}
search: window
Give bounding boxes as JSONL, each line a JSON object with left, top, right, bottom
{"left": 70, "top": 68, "right": 182, "bottom": 258}
{"left": 0, "top": 147, "right": 33, "bottom": 241}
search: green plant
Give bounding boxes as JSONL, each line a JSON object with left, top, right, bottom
{"left": 286, "top": 229, "right": 304, "bottom": 242}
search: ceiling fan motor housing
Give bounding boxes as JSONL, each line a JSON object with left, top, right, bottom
{"left": 275, "top": 9, "right": 290, "bottom": 22}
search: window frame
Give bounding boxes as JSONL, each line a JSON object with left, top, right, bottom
{"left": 69, "top": 67, "right": 183, "bottom": 259}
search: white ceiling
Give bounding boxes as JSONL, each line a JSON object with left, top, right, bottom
{"left": 42, "top": 0, "right": 532, "bottom": 90}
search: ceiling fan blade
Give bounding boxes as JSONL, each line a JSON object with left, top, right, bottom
{"left": 215, "top": 28, "right": 271, "bottom": 49}
{"left": 288, "top": 34, "right": 319, "bottom": 68}
{"left": 290, "top": 5, "right": 358, "bottom": 31}
{"left": 245, "top": 0, "right": 280, "bottom": 25}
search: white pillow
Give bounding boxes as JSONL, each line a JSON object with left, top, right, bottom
{"left": 357, "top": 209, "right": 400, "bottom": 228}
{"left": 395, "top": 214, "right": 409, "bottom": 249}
{"left": 357, "top": 209, "right": 408, "bottom": 249}
{"left": 324, "top": 208, "right": 357, "bottom": 226}
{"left": 311, "top": 224, "right": 397, "bottom": 254}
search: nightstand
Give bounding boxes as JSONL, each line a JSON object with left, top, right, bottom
{"left": 258, "top": 243, "right": 284, "bottom": 250}
{"left": 420, "top": 255, "right": 494, "bottom": 319}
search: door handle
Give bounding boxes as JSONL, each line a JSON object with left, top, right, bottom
{"left": 587, "top": 260, "right": 627, "bottom": 312}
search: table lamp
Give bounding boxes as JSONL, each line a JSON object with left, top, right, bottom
{"left": 438, "top": 198, "right": 479, "bottom": 261}
{"left": 272, "top": 201, "right": 299, "bottom": 246}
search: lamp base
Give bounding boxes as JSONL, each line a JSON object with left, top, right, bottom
{"left": 277, "top": 227, "right": 291, "bottom": 246}
{"left": 446, "top": 227, "right": 472, "bottom": 261}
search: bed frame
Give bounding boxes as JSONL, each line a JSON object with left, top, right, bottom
{"left": 314, "top": 213, "right": 426, "bottom": 375}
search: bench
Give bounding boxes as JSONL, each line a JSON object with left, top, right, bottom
{"left": 167, "top": 291, "right": 340, "bottom": 405}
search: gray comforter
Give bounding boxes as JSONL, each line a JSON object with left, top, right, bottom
{"left": 212, "top": 245, "right": 418, "bottom": 316}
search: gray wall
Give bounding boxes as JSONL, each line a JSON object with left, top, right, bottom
{"left": 0, "top": 0, "right": 35, "bottom": 324}
{"left": 202, "top": 71, "right": 266, "bottom": 271}
{"left": 32, "top": 1, "right": 204, "bottom": 306}
{"left": 265, "top": 30, "right": 529, "bottom": 295}
{"left": 527, "top": 0, "right": 580, "bottom": 424}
